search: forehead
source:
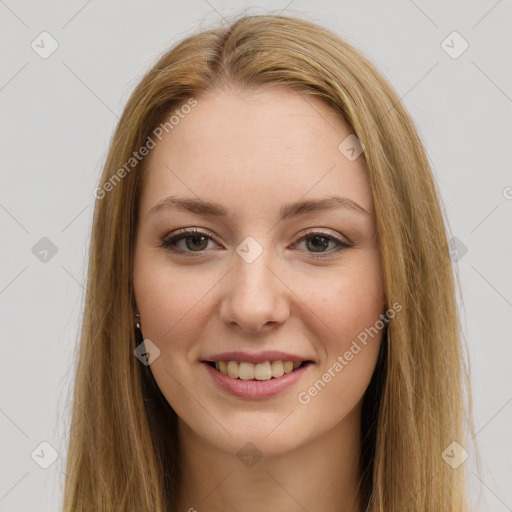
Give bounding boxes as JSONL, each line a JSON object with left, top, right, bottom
{"left": 139, "top": 87, "right": 373, "bottom": 220}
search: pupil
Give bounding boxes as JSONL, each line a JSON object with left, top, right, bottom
{"left": 308, "top": 235, "right": 328, "bottom": 252}
{"left": 186, "top": 235, "right": 207, "bottom": 251}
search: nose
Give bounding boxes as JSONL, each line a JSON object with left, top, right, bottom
{"left": 219, "top": 249, "right": 290, "bottom": 334}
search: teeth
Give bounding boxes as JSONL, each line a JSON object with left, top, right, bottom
{"left": 227, "top": 361, "right": 238, "bottom": 379}
{"left": 254, "top": 361, "right": 272, "bottom": 380}
{"left": 212, "top": 360, "right": 306, "bottom": 380}
{"left": 271, "top": 360, "right": 284, "bottom": 378}
{"left": 239, "top": 362, "right": 255, "bottom": 380}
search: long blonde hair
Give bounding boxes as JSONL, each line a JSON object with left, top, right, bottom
{"left": 62, "top": 12, "right": 479, "bottom": 511}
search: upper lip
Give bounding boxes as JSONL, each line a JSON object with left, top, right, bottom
{"left": 202, "top": 351, "right": 313, "bottom": 364}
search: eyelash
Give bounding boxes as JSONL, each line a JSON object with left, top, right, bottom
{"left": 160, "top": 228, "right": 353, "bottom": 259}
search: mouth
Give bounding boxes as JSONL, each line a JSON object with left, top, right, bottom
{"left": 202, "top": 360, "right": 314, "bottom": 381}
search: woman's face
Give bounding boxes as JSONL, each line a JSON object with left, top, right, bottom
{"left": 133, "top": 86, "right": 386, "bottom": 456}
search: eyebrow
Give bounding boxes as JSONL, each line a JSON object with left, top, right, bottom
{"left": 148, "top": 195, "right": 370, "bottom": 219}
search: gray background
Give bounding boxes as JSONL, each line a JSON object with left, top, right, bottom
{"left": 1, "top": 1, "right": 511, "bottom": 510}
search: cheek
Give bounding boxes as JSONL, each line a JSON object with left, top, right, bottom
{"left": 295, "top": 271, "right": 384, "bottom": 427}
{"left": 296, "top": 252, "right": 384, "bottom": 400}
{"left": 135, "top": 274, "right": 192, "bottom": 342}
{"left": 133, "top": 257, "right": 209, "bottom": 411}
{"left": 302, "top": 254, "right": 384, "bottom": 342}
{"left": 133, "top": 253, "right": 219, "bottom": 352}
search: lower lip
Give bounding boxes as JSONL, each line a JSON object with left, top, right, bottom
{"left": 202, "top": 362, "right": 313, "bottom": 399}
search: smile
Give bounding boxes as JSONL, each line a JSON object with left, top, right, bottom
{"left": 206, "top": 360, "right": 310, "bottom": 381}
{"left": 202, "top": 359, "right": 314, "bottom": 399}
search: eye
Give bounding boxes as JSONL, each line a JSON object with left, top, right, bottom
{"left": 160, "top": 228, "right": 353, "bottom": 258}
{"left": 293, "top": 230, "right": 353, "bottom": 259}
{"left": 161, "top": 228, "right": 217, "bottom": 255}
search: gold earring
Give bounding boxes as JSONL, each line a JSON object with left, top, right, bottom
{"left": 135, "top": 312, "right": 141, "bottom": 330}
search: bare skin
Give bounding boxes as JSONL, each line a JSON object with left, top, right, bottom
{"left": 133, "top": 85, "right": 386, "bottom": 511}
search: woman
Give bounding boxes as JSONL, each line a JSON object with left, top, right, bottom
{"left": 63, "top": 13, "right": 478, "bottom": 512}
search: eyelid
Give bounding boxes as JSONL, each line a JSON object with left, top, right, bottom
{"left": 295, "top": 227, "right": 352, "bottom": 245}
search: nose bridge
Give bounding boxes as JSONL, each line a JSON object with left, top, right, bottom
{"left": 236, "top": 242, "right": 275, "bottom": 293}
{"left": 220, "top": 234, "right": 289, "bottom": 331}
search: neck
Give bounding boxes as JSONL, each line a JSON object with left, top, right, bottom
{"left": 175, "top": 403, "right": 363, "bottom": 512}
